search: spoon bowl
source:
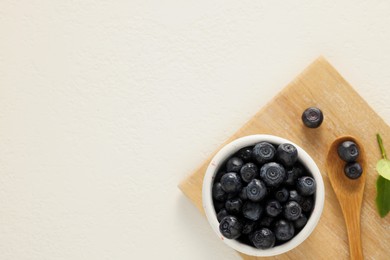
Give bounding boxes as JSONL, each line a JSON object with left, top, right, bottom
{"left": 326, "top": 135, "right": 367, "bottom": 260}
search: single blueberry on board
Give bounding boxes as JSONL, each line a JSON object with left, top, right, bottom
{"left": 302, "top": 107, "right": 324, "bottom": 128}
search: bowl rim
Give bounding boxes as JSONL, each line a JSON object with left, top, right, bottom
{"left": 202, "top": 134, "right": 325, "bottom": 257}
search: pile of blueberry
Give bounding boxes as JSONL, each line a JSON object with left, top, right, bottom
{"left": 212, "top": 142, "right": 316, "bottom": 249}
{"left": 337, "top": 141, "right": 362, "bottom": 179}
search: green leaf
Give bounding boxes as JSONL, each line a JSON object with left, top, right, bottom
{"left": 376, "top": 176, "right": 390, "bottom": 218}
{"left": 377, "top": 158, "right": 390, "bottom": 181}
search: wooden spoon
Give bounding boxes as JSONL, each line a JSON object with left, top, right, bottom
{"left": 326, "top": 136, "right": 367, "bottom": 260}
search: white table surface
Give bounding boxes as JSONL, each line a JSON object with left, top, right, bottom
{"left": 1, "top": 1, "right": 390, "bottom": 259}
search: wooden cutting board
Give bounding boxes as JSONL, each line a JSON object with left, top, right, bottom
{"left": 179, "top": 57, "right": 390, "bottom": 259}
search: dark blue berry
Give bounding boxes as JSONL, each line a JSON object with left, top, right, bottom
{"left": 289, "top": 190, "right": 304, "bottom": 204}
{"left": 300, "top": 196, "right": 314, "bottom": 213}
{"left": 213, "top": 200, "right": 225, "bottom": 212}
{"left": 337, "top": 141, "right": 359, "bottom": 162}
{"left": 277, "top": 143, "right": 298, "bottom": 167}
{"left": 265, "top": 200, "right": 283, "bottom": 217}
{"left": 275, "top": 188, "right": 289, "bottom": 203}
{"left": 220, "top": 172, "right": 242, "bottom": 193}
{"left": 226, "top": 157, "right": 244, "bottom": 173}
{"left": 217, "top": 209, "right": 229, "bottom": 222}
{"left": 302, "top": 107, "right": 324, "bottom": 128}
{"left": 219, "top": 216, "right": 243, "bottom": 239}
{"left": 260, "top": 162, "right": 286, "bottom": 187}
{"left": 258, "top": 216, "right": 274, "bottom": 227}
{"left": 237, "top": 147, "right": 253, "bottom": 162}
{"left": 212, "top": 182, "right": 227, "bottom": 201}
{"left": 225, "top": 198, "right": 243, "bottom": 214}
{"left": 297, "top": 176, "right": 316, "bottom": 196}
{"left": 242, "top": 201, "right": 263, "bottom": 221}
{"left": 242, "top": 220, "right": 257, "bottom": 235}
{"left": 252, "top": 142, "right": 276, "bottom": 164}
{"left": 246, "top": 179, "right": 267, "bottom": 202}
{"left": 227, "top": 192, "right": 239, "bottom": 199}
{"left": 274, "top": 219, "right": 295, "bottom": 241}
{"left": 240, "top": 163, "right": 258, "bottom": 183}
{"left": 214, "top": 170, "right": 226, "bottom": 182}
{"left": 284, "top": 166, "right": 304, "bottom": 186}
{"left": 239, "top": 186, "right": 248, "bottom": 200}
{"left": 250, "top": 228, "right": 275, "bottom": 249}
{"left": 294, "top": 214, "right": 308, "bottom": 230}
{"left": 284, "top": 201, "right": 302, "bottom": 221}
{"left": 344, "top": 162, "right": 363, "bottom": 179}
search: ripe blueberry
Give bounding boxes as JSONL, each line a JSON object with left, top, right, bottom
{"left": 284, "top": 201, "right": 302, "bottom": 221}
{"left": 225, "top": 198, "right": 243, "bottom": 214}
{"left": 246, "top": 179, "right": 267, "bottom": 202}
{"left": 302, "top": 107, "right": 324, "bottom": 128}
{"left": 294, "top": 214, "right": 308, "bottom": 230}
{"left": 337, "top": 141, "right": 359, "bottom": 162}
{"left": 275, "top": 188, "right": 289, "bottom": 203}
{"left": 213, "top": 200, "right": 225, "bottom": 212}
{"left": 250, "top": 228, "right": 275, "bottom": 249}
{"left": 242, "top": 220, "right": 257, "bottom": 235}
{"left": 277, "top": 143, "right": 298, "bottom": 167}
{"left": 242, "top": 201, "right": 263, "bottom": 221}
{"left": 296, "top": 176, "right": 316, "bottom": 196}
{"left": 274, "top": 219, "right": 295, "bottom": 241}
{"left": 220, "top": 172, "right": 242, "bottom": 193}
{"left": 252, "top": 142, "right": 276, "bottom": 164}
{"left": 217, "top": 209, "right": 229, "bottom": 222}
{"left": 212, "top": 182, "right": 227, "bottom": 201}
{"left": 260, "top": 162, "right": 286, "bottom": 187}
{"left": 265, "top": 200, "right": 283, "bottom": 217}
{"left": 240, "top": 163, "right": 258, "bottom": 183}
{"left": 219, "top": 216, "right": 243, "bottom": 239}
{"left": 214, "top": 170, "right": 226, "bottom": 182}
{"left": 300, "top": 196, "right": 314, "bottom": 213}
{"left": 239, "top": 186, "right": 248, "bottom": 200}
{"left": 344, "top": 162, "right": 363, "bottom": 179}
{"left": 237, "top": 147, "right": 253, "bottom": 162}
{"left": 226, "top": 157, "right": 244, "bottom": 173}
{"left": 227, "top": 192, "right": 239, "bottom": 200}
{"left": 289, "top": 190, "right": 304, "bottom": 204}
{"left": 284, "top": 166, "right": 304, "bottom": 186}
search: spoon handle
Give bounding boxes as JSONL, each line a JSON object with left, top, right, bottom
{"left": 342, "top": 202, "right": 363, "bottom": 260}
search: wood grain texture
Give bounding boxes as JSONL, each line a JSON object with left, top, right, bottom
{"left": 326, "top": 136, "right": 367, "bottom": 260}
{"left": 179, "top": 57, "right": 390, "bottom": 259}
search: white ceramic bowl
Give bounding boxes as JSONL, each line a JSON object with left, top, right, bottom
{"left": 202, "top": 135, "right": 325, "bottom": 257}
